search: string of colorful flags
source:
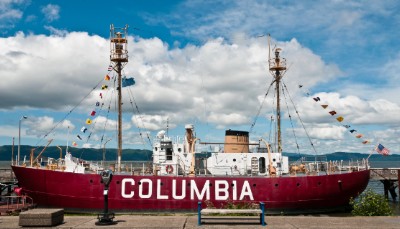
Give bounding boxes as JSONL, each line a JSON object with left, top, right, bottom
{"left": 71, "top": 64, "right": 136, "bottom": 147}
{"left": 298, "top": 85, "right": 390, "bottom": 156}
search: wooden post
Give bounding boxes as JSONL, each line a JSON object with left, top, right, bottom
{"left": 383, "top": 180, "right": 389, "bottom": 199}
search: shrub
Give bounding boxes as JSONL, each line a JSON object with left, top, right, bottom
{"left": 224, "top": 199, "right": 258, "bottom": 209}
{"left": 350, "top": 189, "right": 393, "bottom": 216}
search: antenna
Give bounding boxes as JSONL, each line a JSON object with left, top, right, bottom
{"left": 166, "top": 118, "right": 169, "bottom": 136}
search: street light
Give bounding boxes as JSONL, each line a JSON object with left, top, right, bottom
{"left": 18, "top": 116, "right": 28, "bottom": 165}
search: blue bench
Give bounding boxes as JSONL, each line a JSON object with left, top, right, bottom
{"left": 197, "top": 202, "right": 266, "bottom": 226}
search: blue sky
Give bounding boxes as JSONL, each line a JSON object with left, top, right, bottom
{"left": 1, "top": 0, "right": 399, "bottom": 156}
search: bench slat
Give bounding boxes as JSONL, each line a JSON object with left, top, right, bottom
{"left": 201, "top": 209, "right": 261, "bottom": 214}
{"left": 197, "top": 202, "right": 266, "bottom": 226}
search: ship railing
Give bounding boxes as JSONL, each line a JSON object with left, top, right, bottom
{"left": 302, "top": 159, "right": 369, "bottom": 175}
{"left": 339, "top": 158, "right": 369, "bottom": 172}
{"left": 122, "top": 162, "right": 151, "bottom": 175}
{"left": 194, "top": 159, "right": 209, "bottom": 176}
{"left": 301, "top": 155, "right": 327, "bottom": 163}
{"left": 67, "top": 155, "right": 102, "bottom": 172}
{"left": 153, "top": 136, "right": 184, "bottom": 144}
{"left": 176, "top": 156, "right": 187, "bottom": 176}
{"left": 97, "top": 161, "right": 152, "bottom": 175}
{"left": 0, "top": 195, "right": 34, "bottom": 212}
{"left": 299, "top": 161, "right": 337, "bottom": 175}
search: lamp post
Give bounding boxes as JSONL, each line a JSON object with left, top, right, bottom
{"left": 18, "top": 116, "right": 28, "bottom": 165}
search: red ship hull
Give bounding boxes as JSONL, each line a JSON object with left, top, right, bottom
{"left": 12, "top": 166, "right": 369, "bottom": 213}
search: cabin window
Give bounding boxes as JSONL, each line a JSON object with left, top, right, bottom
{"left": 259, "top": 157, "right": 266, "bottom": 173}
{"left": 166, "top": 147, "right": 173, "bottom": 160}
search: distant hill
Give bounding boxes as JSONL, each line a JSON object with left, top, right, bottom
{"left": 283, "top": 151, "right": 400, "bottom": 162}
{"left": 0, "top": 145, "right": 152, "bottom": 161}
{"left": 0, "top": 145, "right": 398, "bottom": 162}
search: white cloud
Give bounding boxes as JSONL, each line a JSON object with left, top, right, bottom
{"left": 298, "top": 124, "right": 346, "bottom": 141}
{"left": 1, "top": 29, "right": 400, "bottom": 152}
{"left": 296, "top": 92, "right": 400, "bottom": 126}
{"left": 92, "top": 116, "right": 131, "bottom": 132}
{"left": 150, "top": 0, "right": 390, "bottom": 44}
{"left": 0, "top": 32, "right": 109, "bottom": 110}
{"left": 44, "top": 25, "right": 68, "bottom": 36}
{"left": 41, "top": 4, "right": 60, "bottom": 22}
{"left": 131, "top": 115, "right": 172, "bottom": 131}
{"left": 0, "top": 0, "right": 25, "bottom": 29}
{"left": 208, "top": 113, "right": 249, "bottom": 129}
{"left": 24, "top": 116, "right": 73, "bottom": 137}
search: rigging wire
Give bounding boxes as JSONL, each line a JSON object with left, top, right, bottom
{"left": 126, "top": 86, "right": 153, "bottom": 148}
{"left": 77, "top": 70, "right": 118, "bottom": 161}
{"left": 79, "top": 75, "right": 115, "bottom": 161}
{"left": 270, "top": 87, "right": 277, "bottom": 153}
{"left": 268, "top": 114, "right": 274, "bottom": 144}
{"left": 34, "top": 78, "right": 105, "bottom": 147}
{"left": 99, "top": 73, "right": 117, "bottom": 145}
{"left": 128, "top": 79, "right": 153, "bottom": 148}
{"left": 281, "top": 80, "right": 318, "bottom": 155}
{"left": 248, "top": 80, "right": 275, "bottom": 135}
{"left": 281, "top": 82, "right": 301, "bottom": 155}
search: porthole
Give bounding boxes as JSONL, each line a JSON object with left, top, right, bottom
{"left": 178, "top": 148, "right": 182, "bottom": 152}
{"left": 138, "top": 182, "right": 142, "bottom": 185}
{"left": 233, "top": 158, "right": 236, "bottom": 162}
{"left": 275, "top": 183, "right": 279, "bottom": 187}
{"left": 253, "top": 184, "right": 257, "bottom": 187}
{"left": 296, "top": 183, "right": 300, "bottom": 187}
{"left": 155, "top": 147, "right": 158, "bottom": 151}
{"left": 90, "top": 179, "right": 93, "bottom": 183}
{"left": 116, "top": 181, "right": 120, "bottom": 184}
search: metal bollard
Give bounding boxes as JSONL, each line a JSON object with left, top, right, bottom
{"left": 260, "top": 202, "right": 266, "bottom": 226}
{"left": 198, "top": 202, "right": 202, "bottom": 226}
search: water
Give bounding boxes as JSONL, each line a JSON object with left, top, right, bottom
{"left": 1, "top": 160, "right": 398, "bottom": 215}
{"left": 365, "top": 160, "right": 400, "bottom": 215}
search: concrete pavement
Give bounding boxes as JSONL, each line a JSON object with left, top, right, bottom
{"left": 0, "top": 214, "right": 399, "bottom": 228}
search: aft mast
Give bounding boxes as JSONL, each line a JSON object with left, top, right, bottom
{"left": 268, "top": 36, "right": 286, "bottom": 154}
{"left": 110, "top": 24, "right": 129, "bottom": 173}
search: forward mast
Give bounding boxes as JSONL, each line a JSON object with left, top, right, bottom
{"left": 268, "top": 37, "right": 287, "bottom": 154}
{"left": 110, "top": 24, "right": 129, "bottom": 173}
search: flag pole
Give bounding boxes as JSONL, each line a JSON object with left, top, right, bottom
{"left": 367, "top": 143, "right": 378, "bottom": 160}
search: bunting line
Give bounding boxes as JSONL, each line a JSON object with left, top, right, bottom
{"left": 300, "top": 87, "right": 391, "bottom": 155}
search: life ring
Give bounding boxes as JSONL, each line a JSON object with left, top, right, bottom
{"left": 166, "top": 165, "right": 173, "bottom": 174}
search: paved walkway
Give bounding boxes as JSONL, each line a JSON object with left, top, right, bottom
{"left": 0, "top": 215, "right": 400, "bottom": 229}
{"left": 0, "top": 215, "right": 400, "bottom": 228}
